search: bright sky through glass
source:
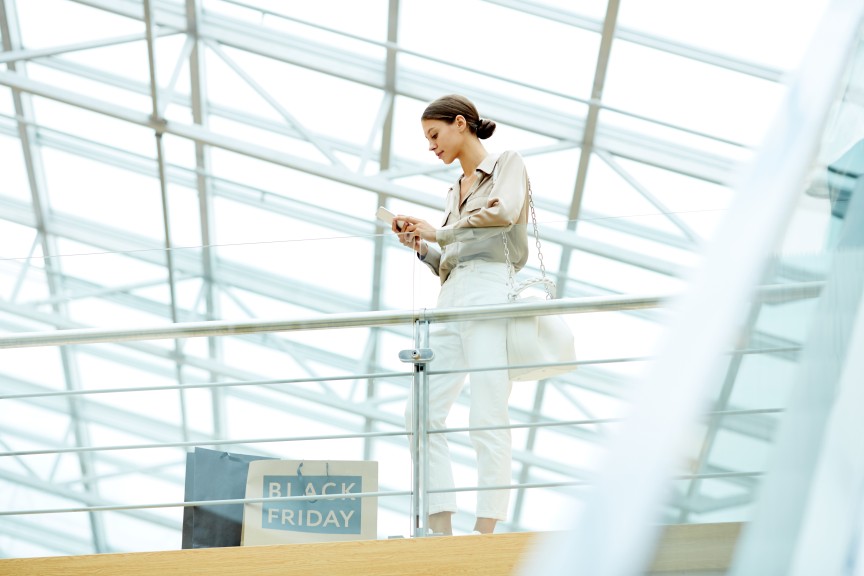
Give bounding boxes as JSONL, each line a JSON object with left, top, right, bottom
{"left": 0, "top": 0, "right": 838, "bottom": 557}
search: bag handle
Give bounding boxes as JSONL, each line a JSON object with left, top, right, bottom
{"left": 495, "top": 160, "right": 554, "bottom": 300}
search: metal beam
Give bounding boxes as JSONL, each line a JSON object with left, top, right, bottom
{"left": 0, "top": 0, "right": 107, "bottom": 553}
{"left": 0, "top": 0, "right": 806, "bottom": 557}
{"left": 1, "top": 108, "right": 724, "bottom": 262}
{"left": 481, "top": 0, "right": 784, "bottom": 81}
{"left": 0, "top": 109, "right": 716, "bottom": 280}
{"left": 185, "top": 0, "right": 227, "bottom": 439}
{"left": 570, "top": 0, "right": 620, "bottom": 226}
{"left": 558, "top": 0, "right": 620, "bottom": 296}
{"left": 0, "top": 292, "right": 666, "bottom": 349}
{"left": 59, "top": 0, "right": 742, "bottom": 184}
{"left": 0, "top": 30, "right": 177, "bottom": 65}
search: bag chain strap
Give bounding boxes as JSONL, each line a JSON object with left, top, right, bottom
{"left": 503, "top": 178, "right": 554, "bottom": 300}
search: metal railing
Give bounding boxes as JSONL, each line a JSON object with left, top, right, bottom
{"left": 0, "top": 292, "right": 666, "bottom": 349}
{"left": 0, "top": 284, "right": 821, "bottom": 547}
{"left": 0, "top": 282, "right": 821, "bottom": 350}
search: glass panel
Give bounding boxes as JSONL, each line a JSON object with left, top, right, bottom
{"left": 30, "top": 95, "right": 155, "bottom": 157}
{"left": 55, "top": 39, "right": 152, "bottom": 86}
{"left": 522, "top": 148, "right": 581, "bottom": 207}
{"left": 611, "top": 157, "right": 735, "bottom": 238}
{"left": 161, "top": 133, "right": 198, "bottom": 172}
{"left": 604, "top": 39, "right": 787, "bottom": 146}
{"left": 15, "top": 0, "right": 142, "bottom": 48}
{"left": 210, "top": 207, "right": 374, "bottom": 304}
{"left": 41, "top": 149, "right": 165, "bottom": 241}
{"left": 665, "top": 22, "right": 864, "bottom": 537}
{"left": 164, "top": 181, "right": 203, "bottom": 249}
{"left": 0, "top": 133, "right": 31, "bottom": 201}
{"left": 207, "top": 148, "right": 377, "bottom": 217}
{"left": 0, "top": 0, "right": 849, "bottom": 560}
{"left": 598, "top": 106, "right": 755, "bottom": 160}
{"left": 533, "top": 0, "right": 609, "bottom": 20}
{"left": 399, "top": 0, "right": 601, "bottom": 100}
{"left": 205, "top": 0, "right": 389, "bottom": 43}
{"left": 205, "top": 45, "right": 386, "bottom": 148}
{"left": 0, "top": 347, "right": 65, "bottom": 390}
{"left": 617, "top": 0, "right": 830, "bottom": 71}
{"left": 0, "top": 220, "right": 49, "bottom": 305}
{"left": 0, "top": 87, "right": 13, "bottom": 116}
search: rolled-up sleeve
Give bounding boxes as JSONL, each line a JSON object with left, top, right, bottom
{"left": 418, "top": 244, "right": 442, "bottom": 277}
{"left": 437, "top": 151, "right": 526, "bottom": 247}
{"left": 425, "top": 150, "right": 530, "bottom": 284}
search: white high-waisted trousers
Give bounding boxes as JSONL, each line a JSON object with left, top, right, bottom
{"left": 406, "top": 260, "right": 513, "bottom": 521}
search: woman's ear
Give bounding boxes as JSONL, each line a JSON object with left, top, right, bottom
{"left": 454, "top": 115, "right": 466, "bottom": 131}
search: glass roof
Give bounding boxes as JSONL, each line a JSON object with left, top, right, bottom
{"left": 0, "top": 0, "right": 834, "bottom": 557}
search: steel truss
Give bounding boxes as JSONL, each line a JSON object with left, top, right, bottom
{"left": 0, "top": 0, "right": 813, "bottom": 556}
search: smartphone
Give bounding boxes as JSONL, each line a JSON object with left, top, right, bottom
{"left": 376, "top": 206, "right": 406, "bottom": 231}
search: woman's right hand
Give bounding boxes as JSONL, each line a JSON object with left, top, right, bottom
{"left": 393, "top": 215, "right": 428, "bottom": 256}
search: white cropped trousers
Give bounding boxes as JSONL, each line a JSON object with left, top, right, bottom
{"left": 406, "top": 260, "right": 513, "bottom": 521}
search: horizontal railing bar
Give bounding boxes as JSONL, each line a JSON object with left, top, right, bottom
{"left": 0, "top": 430, "right": 409, "bottom": 458}
{"left": 433, "top": 480, "right": 590, "bottom": 495}
{"left": 756, "top": 280, "right": 824, "bottom": 303}
{"left": 709, "top": 408, "right": 784, "bottom": 416}
{"left": 0, "top": 357, "right": 647, "bottom": 402}
{"left": 0, "top": 489, "right": 413, "bottom": 517}
{"left": 435, "top": 407, "right": 784, "bottom": 435}
{"left": 0, "top": 468, "right": 764, "bottom": 517}
{"left": 435, "top": 418, "right": 624, "bottom": 435}
{"left": 0, "top": 370, "right": 415, "bottom": 401}
{"left": 0, "top": 408, "right": 783, "bottom": 459}
{"left": 0, "top": 344, "right": 802, "bottom": 403}
{"left": 674, "top": 470, "right": 763, "bottom": 481}
{"left": 0, "top": 293, "right": 666, "bottom": 349}
{"left": 0, "top": 283, "right": 821, "bottom": 350}
{"left": 431, "top": 469, "right": 764, "bottom": 497}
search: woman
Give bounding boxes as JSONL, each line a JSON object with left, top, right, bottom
{"left": 393, "top": 94, "right": 530, "bottom": 535}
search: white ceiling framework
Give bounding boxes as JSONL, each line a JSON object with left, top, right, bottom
{"left": 0, "top": 0, "right": 832, "bottom": 557}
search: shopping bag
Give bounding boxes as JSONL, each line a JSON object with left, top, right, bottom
{"left": 241, "top": 459, "right": 378, "bottom": 545}
{"left": 506, "top": 277, "right": 577, "bottom": 381}
{"left": 181, "top": 447, "right": 274, "bottom": 549}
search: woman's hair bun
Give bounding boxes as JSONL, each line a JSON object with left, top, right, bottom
{"left": 476, "top": 118, "right": 496, "bottom": 140}
{"left": 421, "top": 95, "right": 496, "bottom": 139}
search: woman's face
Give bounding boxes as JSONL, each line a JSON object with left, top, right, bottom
{"left": 421, "top": 117, "right": 465, "bottom": 165}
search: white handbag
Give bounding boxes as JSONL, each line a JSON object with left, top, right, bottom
{"left": 503, "top": 179, "right": 577, "bottom": 382}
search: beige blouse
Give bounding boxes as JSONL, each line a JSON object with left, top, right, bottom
{"left": 420, "top": 150, "right": 530, "bottom": 284}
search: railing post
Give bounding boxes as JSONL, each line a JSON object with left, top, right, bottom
{"left": 399, "top": 320, "right": 433, "bottom": 537}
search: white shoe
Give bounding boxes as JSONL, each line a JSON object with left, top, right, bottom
{"left": 471, "top": 530, "right": 482, "bottom": 535}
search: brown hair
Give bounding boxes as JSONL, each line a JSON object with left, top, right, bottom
{"left": 421, "top": 94, "right": 497, "bottom": 140}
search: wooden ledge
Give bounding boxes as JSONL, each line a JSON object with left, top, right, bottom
{"left": 0, "top": 523, "right": 742, "bottom": 576}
